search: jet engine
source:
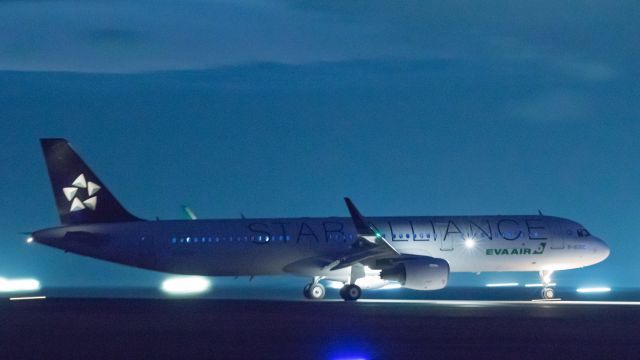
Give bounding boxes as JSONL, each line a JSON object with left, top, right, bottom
{"left": 380, "top": 258, "right": 449, "bottom": 290}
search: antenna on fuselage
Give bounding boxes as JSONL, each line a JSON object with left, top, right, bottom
{"left": 538, "top": 209, "right": 544, "bottom": 216}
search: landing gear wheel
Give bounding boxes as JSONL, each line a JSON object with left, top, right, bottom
{"left": 541, "top": 287, "right": 555, "bottom": 300}
{"left": 304, "top": 283, "right": 325, "bottom": 300}
{"left": 340, "top": 284, "right": 362, "bottom": 301}
{"left": 308, "top": 283, "right": 325, "bottom": 300}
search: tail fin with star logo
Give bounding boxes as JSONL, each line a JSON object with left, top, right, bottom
{"left": 40, "top": 138, "right": 142, "bottom": 225}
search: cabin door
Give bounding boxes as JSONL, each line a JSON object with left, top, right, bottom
{"left": 550, "top": 221, "right": 565, "bottom": 249}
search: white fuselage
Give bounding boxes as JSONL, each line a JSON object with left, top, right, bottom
{"left": 34, "top": 215, "right": 610, "bottom": 283}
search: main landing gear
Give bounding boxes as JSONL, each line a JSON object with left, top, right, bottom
{"left": 303, "top": 277, "right": 326, "bottom": 300}
{"left": 302, "top": 278, "right": 363, "bottom": 301}
{"left": 339, "top": 284, "right": 362, "bottom": 301}
{"left": 304, "top": 265, "right": 365, "bottom": 301}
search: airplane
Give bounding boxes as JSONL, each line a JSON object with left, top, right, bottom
{"left": 31, "top": 138, "right": 610, "bottom": 301}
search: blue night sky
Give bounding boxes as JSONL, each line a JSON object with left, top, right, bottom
{"left": 0, "top": 1, "right": 637, "bottom": 292}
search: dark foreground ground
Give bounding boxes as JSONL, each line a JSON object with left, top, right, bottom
{"left": 3, "top": 298, "right": 640, "bottom": 359}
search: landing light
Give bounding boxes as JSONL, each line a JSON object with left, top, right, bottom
{"left": 464, "top": 237, "right": 476, "bottom": 249}
{"left": 380, "top": 284, "right": 402, "bottom": 290}
{"left": 26, "top": 236, "right": 33, "bottom": 244}
{"left": 576, "top": 287, "right": 611, "bottom": 293}
{"left": 355, "top": 276, "right": 386, "bottom": 289}
{"left": 0, "top": 277, "right": 40, "bottom": 292}
{"left": 161, "top": 276, "right": 211, "bottom": 295}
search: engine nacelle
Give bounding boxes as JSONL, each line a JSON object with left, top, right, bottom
{"left": 380, "top": 258, "right": 449, "bottom": 290}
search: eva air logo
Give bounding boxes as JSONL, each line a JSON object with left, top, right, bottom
{"left": 63, "top": 174, "right": 101, "bottom": 212}
{"left": 485, "top": 242, "right": 547, "bottom": 256}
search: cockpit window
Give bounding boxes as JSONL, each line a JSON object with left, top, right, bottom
{"left": 577, "top": 228, "right": 590, "bottom": 237}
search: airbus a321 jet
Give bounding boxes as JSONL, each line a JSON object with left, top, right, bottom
{"left": 31, "top": 139, "right": 610, "bottom": 301}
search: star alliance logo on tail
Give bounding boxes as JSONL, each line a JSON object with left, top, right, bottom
{"left": 63, "top": 174, "right": 101, "bottom": 212}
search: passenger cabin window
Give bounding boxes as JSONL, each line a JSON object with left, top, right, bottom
{"left": 577, "top": 228, "right": 590, "bottom": 237}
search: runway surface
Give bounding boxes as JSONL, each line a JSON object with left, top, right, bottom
{"left": 3, "top": 298, "right": 640, "bottom": 359}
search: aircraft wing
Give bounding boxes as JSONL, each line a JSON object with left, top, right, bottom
{"left": 328, "top": 198, "right": 401, "bottom": 271}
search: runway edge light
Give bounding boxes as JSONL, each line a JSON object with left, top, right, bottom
{"left": 0, "top": 278, "right": 40, "bottom": 292}
{"left": 161, "top": 276, "right": 211, "bottom": 295}
{"left": 486, "top": 283, "right": 520, "bottom": 287}
{"left": 576, "top": 287, "right": 611, "bottom": 293}
{"left": 485, "top": 283, "right": 519, "bottom": 287}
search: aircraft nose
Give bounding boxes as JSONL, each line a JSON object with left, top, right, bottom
{"left": 594, "top": 237, "right": 610, "bottom": 262}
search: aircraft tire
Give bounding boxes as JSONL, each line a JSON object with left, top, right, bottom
{"left": 340, "top": 284, "right": 362, "bottom": 301}
{"left": 541, "top": 287, "right": 555, "bottom": 299}
{"left": 308, "top": 284, "right": 325, "bottom": 300}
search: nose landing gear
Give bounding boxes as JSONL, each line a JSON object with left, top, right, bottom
{"left": 538, "top": 270, "right": 559, "bottom": 300}
{"left": 541, "top": 287, "right": 555, "bottom": 300}
{"left": 303, "top": 277, "right": 326, "bottom": 300}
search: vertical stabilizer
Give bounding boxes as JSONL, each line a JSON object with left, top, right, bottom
{"left": 40, "top": 138, "right": 142, "bottom": 225}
